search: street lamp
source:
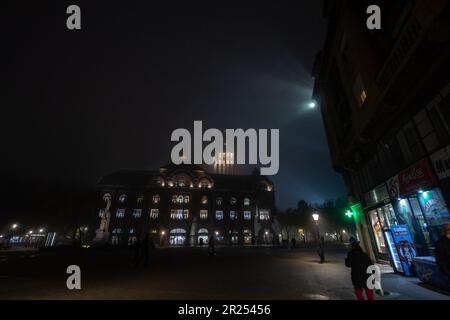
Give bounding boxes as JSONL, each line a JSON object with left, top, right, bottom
{"left": 312, "top": 213, "right": 320, "bottom": 242}
{"left": 12, "top": 224, "right": 18, "bottom": 230}
{"left": 309, "top": 101, "right": 317, "bottom": 109}
{"left": 39, "top": 228, "right": 44, "bottom": 233}
{"left": 312, "top": 213, "right": 319, "bottom": 223}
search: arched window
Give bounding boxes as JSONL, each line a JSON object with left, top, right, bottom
{"left": 118, "top": 194, "right": 127, "bottom": 203}
{"left": 216, "top": 197, "right": 223, "bottom": 206}
{"left": 229, "top": 211, "right": 237, "bottom": 220}
{"left": 201, "top": 196, "right": 208, "bottom": 205}
{"left": 200, "top": 210, "right": 208, "bottom": 219}
{"left": 103, "top": 193, "right": 112, "bottom": 202}
{"left": 152, "top": 194, "right": 160, "bottom": 204}
{"left": 198, "top": 228, "right": 209, "bottom": 234}
{"left": 177, "top": 195, "right": 184, "bottom": 204}
{"left": 243, "top": 198, "right": 250, "bottom": 206}
{"left": 215, "top": 210, "right": 223, "bottom": 220}
{"left": 184, "top": 195, "right": 190, "bottom": 204}
{"left": 230, "top": 197, "right": 237, "bottom": 205}
{"left": 243, "top": 211, "right": 251, "bottom": 220}
{"left": 150, "top": 209, "right": 159, "bottom": 219}
{"left": 170, "top": 228, "right": 186, "bottom": 234}
{"left": 136, "top": 195, "right": 144, "bottom": 205}
{"left": 129, "top": 229, "right": 135, "bottom": 234}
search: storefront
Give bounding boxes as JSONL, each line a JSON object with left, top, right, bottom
{"left": 363, "top": 183, "right": 395, "bottom": 262}
{"left": 387, "top": 159, "right": 450, "bottom": 256}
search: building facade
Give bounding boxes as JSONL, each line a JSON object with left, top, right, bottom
{"left": 93, "top": 164, "right": 275, "bottom": 247}
{"left": 313, "top": 0, "right": 450, "bottom": 266}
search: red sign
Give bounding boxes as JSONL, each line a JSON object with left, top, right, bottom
{"left": 388, "top": 159, "right": 437, "bottom": 198}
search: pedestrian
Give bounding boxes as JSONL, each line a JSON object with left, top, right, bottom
{"left": 208, "top": 236, "right": 215, "bottom": 256}
{"left": 291, "top": 238, "right": 296, "bottom": 249}
{"left": 199, "top": 237, "right": 204, "bottom": 247}
{"left": 435, "top": 223, "right": 450, "bottom": 282}
{"left": 345, "top": 238, "right": 374, "bottom": 300}
{"left": 135, "top": 233, "right": 150, "bottom": 267}
{"left": 317, "top": 236, "right": 325, "bottom": 263}
{"left": 132, "top": 236, "right": 141, "bottom": 266}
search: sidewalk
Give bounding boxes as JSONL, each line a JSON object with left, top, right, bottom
{"left": 378, "top": 266, "right": 450, "bottom": 300}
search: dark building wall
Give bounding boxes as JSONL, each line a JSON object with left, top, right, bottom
{"left": 313, "top": 0, "right": 450, "bottom": 261}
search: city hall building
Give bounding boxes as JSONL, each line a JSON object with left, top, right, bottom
{"left": 93, "top": 163, "right": 275, "bottom": 247}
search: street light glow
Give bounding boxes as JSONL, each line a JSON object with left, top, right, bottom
{"left": 12, "top": 224, "right": 18, "bottom": 229}
{"left": 39, "top": 229, "right": 44, "bottom": 233}
{"left": 309, "top": 101, "right": 316, "bottom": 109}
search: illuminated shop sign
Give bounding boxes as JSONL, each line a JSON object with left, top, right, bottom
{"left": 387, "top": 159, "right": 436, "bottom": 198}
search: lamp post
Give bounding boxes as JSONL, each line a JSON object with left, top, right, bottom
{"left": 312, "top": 213, "right": 320, "bottom": 242}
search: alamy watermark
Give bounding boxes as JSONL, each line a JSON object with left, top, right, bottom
{"left": 170, "top": 121, "right": 279, "bottom": 176}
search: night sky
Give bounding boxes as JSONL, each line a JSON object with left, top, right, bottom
{"left": 3, "top": 1, "right": 345, "bottom": 218}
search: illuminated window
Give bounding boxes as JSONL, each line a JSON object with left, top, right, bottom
{"left": 177, "top": 195, "right": 184, "bottom": 204}
{"left": 201, "top": 196, "right": 208, "bottom": 205}
{"left": 184, "top": 195, "right": 190, "bottom": 204}
{"left": 230, "top": 197, "right": 237, "bottom": 205}
{"left": 112, "top": 228, "right": 122, "bottom": 234}
{"left": 354, "top": 75, "right": 367, "bottom": 107}
{"left": 259, "top": 209, "right": 270, "bottom": 220}
{"left": 243, "top": 211, "right": 251, "bottom": 220}
{"left": 150, "top": 209, "right": 159, "bottom": 219}
{"left": 243, "top": 198, "right": 250, "bottom": 206}
{"left": 215, "top": 211, "right": 223, "bottom": 220}
{"left": 118, "top": 194, "right": 127, "bottom": 203}
{"left": 200, "top": 210, "right": 208, "bottom": 219}
{"left": 152, "top": 194, "right": 160, "bottom": 204}
{"left": 136, "top": 195, "right": 144, "bottom": 205}
{"left": 116, "top": 209, "right": 125, "bottom": 218}
{"left": 170, "top": 209, "right": 189, "bottom": 220}
{"left": 132, "top": 209, "right": 142, "bottom": 218}
{"left": 216, "top": 197, "right": 223, "bottom": 206}
{"left": 98, "top": 209, "right": 105, "bottom": 218}
{"left": 229, "top": 211, "right": 237, "bottom": 220}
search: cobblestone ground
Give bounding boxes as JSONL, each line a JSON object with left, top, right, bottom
{"left": 1, "top": 245, "right": 449, "bottom": 300}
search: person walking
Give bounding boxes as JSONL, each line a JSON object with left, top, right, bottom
{"left": 317, "top": 236, "right": 325, "bottom": 263}
{"left": 208, "top": 236, "right": 215, "bottom": 256}
{"left": 345, "top": 238, "right": 374, "bottom": 300}
{"left": 135, "top": 234, "right": 150, "bottom": 267}
{"left": 435, "top": 223, "right": 450, "bottom": 282}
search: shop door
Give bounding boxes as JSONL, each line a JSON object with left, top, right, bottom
{"left": 368, "top": 208, "right": 390, "bottom": 261}
{"left": 409, "top": 197, "right": 435, "bottom": 252}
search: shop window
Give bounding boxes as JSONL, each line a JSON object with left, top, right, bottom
{"left": 418, "top": 189, "right": 450, "bottom": 243}
{"left": 200, "top": 210, "right": 208, "bottom": 219}
{"left": 132, "top": 209, "right": 142, "bottom": 218}
{"left": 368, "top": 209, "right": 387, "bottom": 254}
{"left": 150, "top": 209, "right": 159, "bottom": 219}
{"left": 243, "top": 211, "right": 252, "bottom": 220}
{"left": 152, "top": 194, "right": 160, "bottom": 204}
{"left": 215, "top": 210, "right": 223, "bottom": 220}
{"left": 116, "top": 209, "right": 125, "bottom": 218}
